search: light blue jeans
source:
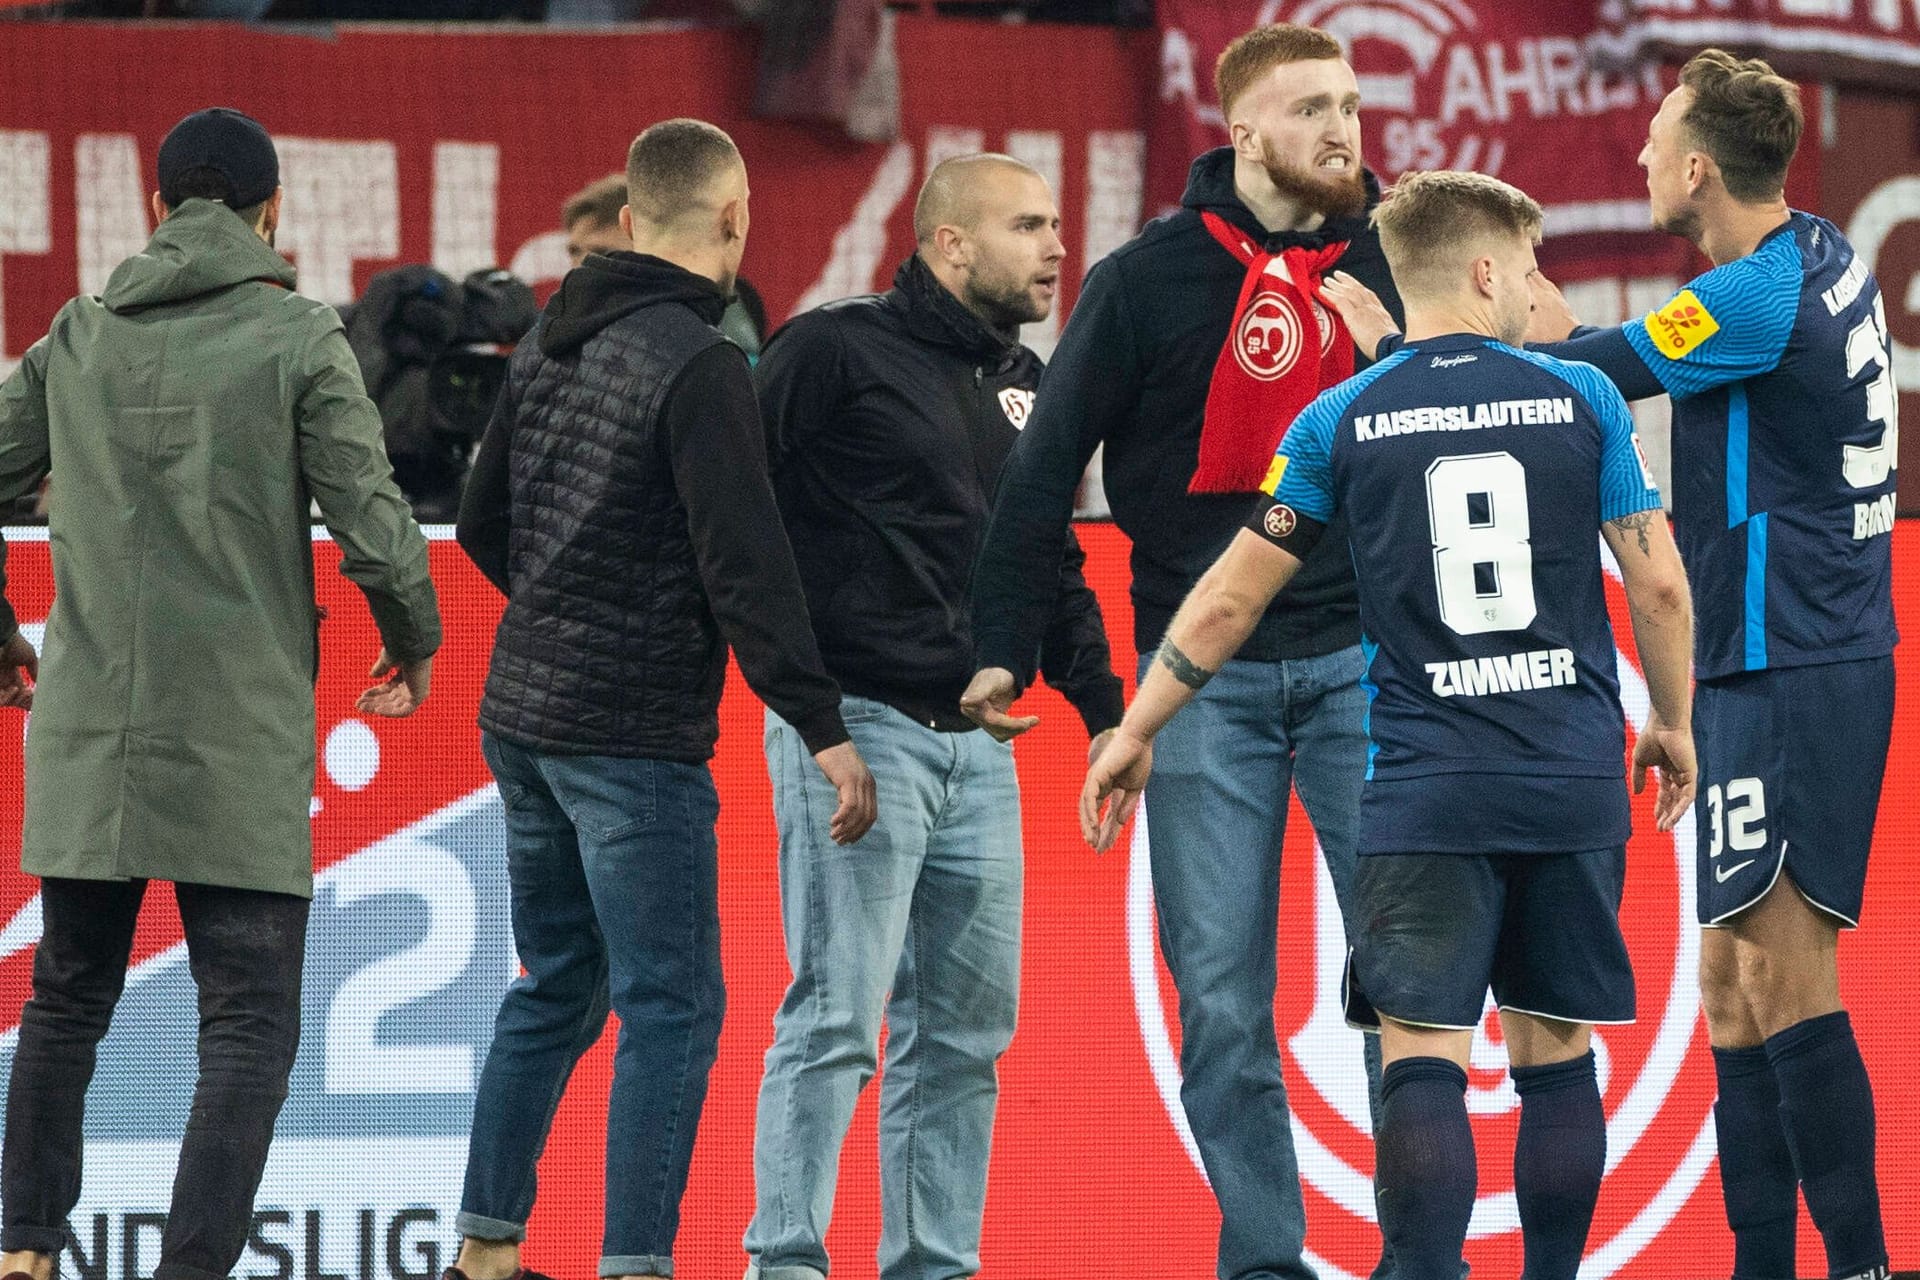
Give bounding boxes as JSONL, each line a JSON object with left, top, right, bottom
{"left": 744, "top": 696, "right": 1022, "bottom": 1280}
{"left": 1143, "top": 645, "right": 1390, "bottom": 1280}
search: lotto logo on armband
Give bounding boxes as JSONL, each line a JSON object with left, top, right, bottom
{"left": 1646, "top": 289, "right": 1721, "bottom": 357}
{"left": 1260, "top": 454, "right": 1290, "bottom": 496}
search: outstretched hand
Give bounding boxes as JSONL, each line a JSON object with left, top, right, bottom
{"left": 1080, "top": 728, "right": 1151, "bottom": 853}
{"left": 1632, "top": 714, "right": 1697, "bottom": 832}
{"left": 357, "top": 647, "right": 432, "bottom": 718}
{"left": 959, "top": 667, "right": 1040, "bottom": 742}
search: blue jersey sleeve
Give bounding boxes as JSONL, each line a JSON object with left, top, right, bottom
{"left": 1620, "top": 232, "right": 1799, "bottom": 399}
{"left": 1593, "top": 383, "right": 1663, "bottom": 522}
{"left": 1268, "top": 391, "right": 1340, "bottom": 522}
{"left": 1510, "top": 349, "right": 1664, "bottom": 522}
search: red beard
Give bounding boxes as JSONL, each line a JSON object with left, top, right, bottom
{"left": 1259, "top": 140, "right": 1368, "bottom": 221}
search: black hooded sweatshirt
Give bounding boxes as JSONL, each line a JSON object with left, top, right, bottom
{"left": 758, "top": 255, "right": 1124, "bottom": 735}
{"left": 457, "top": 251, "right": 848, "bottom": 760}
{"left": 972, "top": 148, "right": 1405, "bottom": 682}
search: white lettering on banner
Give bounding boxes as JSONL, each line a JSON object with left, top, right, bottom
{"left": 1084, "top": 130, "right": 1147, "bottom": 269}
{"left": 1426, "top": 647, "right": 1577, "bottom": 697}
{"left": 793, "top": 141, "right": 915, "bottom": 314}
{"left": 76, "top": 135, "right": 150, "bottom": 299}
{"left": 924, "top": 124, "right": 986, "bottom": 172}
{"left": 431, "top": 141, "right": 499, "bottom": 280}
{"left": 1354, "top": 396, "right": 1575, "bottom": 440}
{"left": 1782, "top": 0, "right": 1852, "bottom": 18}
{"left": 508, "top": 230, "right": 571, "bottom": 291}
{"left": 1436, "top": 38, "right": 1665, "bottom": 126}
{"left": 275, "top": 138, "right": 400, "bottom": 305}
{"left": 1158, "top": 26, "right": 1204, "bottom": 114}
{"left": 1255, "top": 1, "right": 1662, "bottom": 186}
{"left": 56, "top": 1155, "right": 464, "bottom": 1280}
{"left": 0, "top": 131, "right": 52, "bottom": 379}
{"left": 1007, "top": 129, "right": 1064, "bottom": 358}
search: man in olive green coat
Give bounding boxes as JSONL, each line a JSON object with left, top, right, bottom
{"left": 0, "top": 109, "right": 441, "bottom": 1280}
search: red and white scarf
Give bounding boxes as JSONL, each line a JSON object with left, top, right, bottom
{"left": 1190, "top": 211, "right": 1354, "bottom": 494}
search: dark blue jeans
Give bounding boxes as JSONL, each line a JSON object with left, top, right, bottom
{"left": 1, "top": 877, "right": 309, "bottom": 1280}
{"left": 460, "top": 733, "right": 723, "bottom": 1279}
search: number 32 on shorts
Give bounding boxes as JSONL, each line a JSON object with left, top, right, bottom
{"left": 1706, "top": 777, "right": 1768, "bottom": 873}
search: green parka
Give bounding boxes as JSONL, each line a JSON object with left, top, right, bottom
{"left": 0, "top": 199, "right": 441, "bottom": 897}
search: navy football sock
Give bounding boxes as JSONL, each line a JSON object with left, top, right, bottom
{"left": 1712, "top": 1043, "right": 1798, "bottom": 1280}
{"left": 1511, "top": 1051, "right": 1605, "bottom": 1280}
{"left": 1375, "top": 1057, "right": 1474, "bottom": 1280}
{"left": 1766, "top": 1011, "right": 1887, "bottom": 1278}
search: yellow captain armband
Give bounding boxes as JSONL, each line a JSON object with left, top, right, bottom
{"left": 1645, "top": 289, "right": 1721, "bottom": 359}
{"left": 1259, "top": 454, "right": 1289, "bottom": 496}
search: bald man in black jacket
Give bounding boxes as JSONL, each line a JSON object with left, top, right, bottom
{"left": 743, "top": 153, "right": 1121, "bottom": 1280}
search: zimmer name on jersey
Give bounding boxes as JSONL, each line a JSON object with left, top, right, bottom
{"left": 1251, "top": 333, "right": 1661, "bottom": 856}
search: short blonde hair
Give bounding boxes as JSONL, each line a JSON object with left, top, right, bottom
{"left": 1215, "top": 24, "right": 1344, "bottom": 121}
{"left": 1373, "top": 170, "right": 1544, "bottom": 298}
{"left": 624, "top": 118, "right": 742, "bottom": 228}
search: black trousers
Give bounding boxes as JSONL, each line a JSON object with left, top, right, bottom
{"left": 1, "top": 877, "right": 309, "bottom": 1280}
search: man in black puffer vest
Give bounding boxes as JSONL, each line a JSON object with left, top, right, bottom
{"left": 451, "top": 119, "right": 875, "bottom": 1280}
{"left": 742, "top": 155, "right": 1123, "bottom": 1280}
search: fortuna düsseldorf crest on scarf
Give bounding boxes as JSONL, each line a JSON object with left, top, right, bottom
{"left": 1190, "top": 211, "right": 1353, "bottom": 493}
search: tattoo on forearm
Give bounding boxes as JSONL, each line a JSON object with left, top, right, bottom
{"left": 1608, "top": 509, "right": 1656, "bottom": 558}
{"left": 1156, "top": 639, "right": 1217, "bottom": 691}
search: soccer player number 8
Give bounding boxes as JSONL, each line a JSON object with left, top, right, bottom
{"left": 1426, "top": 451, "right": 1538, "bottom": 636}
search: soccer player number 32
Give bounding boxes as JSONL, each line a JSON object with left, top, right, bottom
{"left": 1427, "top": 451, "right": 1538, "bottom": 636}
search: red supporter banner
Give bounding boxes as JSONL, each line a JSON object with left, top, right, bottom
{"left": 0, "top": 525, "right": 1915, "bottom": 1279}
{"left": 1149, "top": 0, "right": 1807, "bottom": 502}
{"left": 1146, "top": 0, "right": 1920, "bottom": 507}
{"left": 1596, "top": 0, "right": 1920, "bottom": 92}
{"left": 5, "top": 18, "right": 1919, "bottom": 506}
{"left": 0, "top": 18, "right": 1155, "bottom": 372}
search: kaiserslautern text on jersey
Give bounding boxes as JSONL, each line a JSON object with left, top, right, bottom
{"left": 1249, "top": 333, "right": 1661, "bottom": 855}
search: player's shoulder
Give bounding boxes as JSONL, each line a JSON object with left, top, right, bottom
{"left": 1503, "top": 344, "right": 1627, "bottom": 418}
{"left": 1310, "top": 344, "right": 1418, "bottom": 429}
{"left": 1687, "top": 219, "right": 1805, "bottom": 309}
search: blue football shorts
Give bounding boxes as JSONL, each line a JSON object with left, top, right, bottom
{"left": 1694, "top": 655, "right": 1894, "bottom": 927}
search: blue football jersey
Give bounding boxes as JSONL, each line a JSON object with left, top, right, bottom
{"left": 1621, "top": 212, "right": 1898, "bottom": 679}
{"left": 1257, "top": 333, "right": 1663, "bottom": 855}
